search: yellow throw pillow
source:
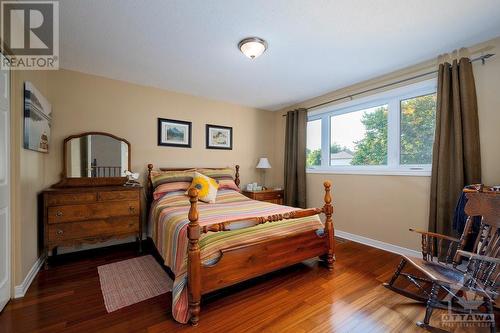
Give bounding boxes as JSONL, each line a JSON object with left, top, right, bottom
{"left": 186, "top": 172, "right": 219, "bottom": 203}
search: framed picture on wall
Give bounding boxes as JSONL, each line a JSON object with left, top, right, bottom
{"left": 24, "top": 82, "right": 52, "bottom": 153}
{"left": 158, "top": 118, "right": 192, "bottom": 148}
{"left": 206, "top": 124, "right": 233, "bottom": 150}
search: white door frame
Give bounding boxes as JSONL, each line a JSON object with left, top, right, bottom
{"left": 0, "top": 51, "right": 11, "bottom": 312}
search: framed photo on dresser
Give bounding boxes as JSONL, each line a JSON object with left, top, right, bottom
{"left": 158, "top": 118, "right": 192, "bottom": 148}
{"left": 206, "top": 124, "right": 233, "bottom": 150}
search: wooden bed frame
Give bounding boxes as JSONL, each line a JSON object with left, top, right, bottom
{"left": 147, "top": 164, "right": 335, "bottom": 325}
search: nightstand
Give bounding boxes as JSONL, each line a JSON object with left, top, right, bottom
{"left": 242, "top": 189, "right": 284, "bottom": 204}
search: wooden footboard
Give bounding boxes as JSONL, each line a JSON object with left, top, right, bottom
{"left": 200, "top": 229, "right": 329, "bottom": 294}
{"left": 186, "top": 181, "right": 335, "bottom": 326}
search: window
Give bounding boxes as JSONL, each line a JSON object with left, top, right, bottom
{"left": 330, "top": 104, "right": 388, "bottom": 166}
{"left": 306, "top": 119, "right": 322, "bottom": 167}
{"left": 400, "top": 94, "right": 436, "bottom": 165}
{"left": 306, "top": 79, "right": 437, "bottom": 175}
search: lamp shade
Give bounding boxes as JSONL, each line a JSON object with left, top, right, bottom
{"left": 256, "top": 157, "right": 272, "bottom": 169}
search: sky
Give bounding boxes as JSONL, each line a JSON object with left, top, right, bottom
{"left": 307, "top": 105, "right": 384, "bottom": 152}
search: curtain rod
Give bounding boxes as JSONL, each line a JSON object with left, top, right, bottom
{"left": 282, "top": 53, "right": 495, "bottom": 116}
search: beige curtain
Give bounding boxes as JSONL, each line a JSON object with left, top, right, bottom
{"left": 429, "top": 58, "right": 481, "bottom": 235}
{"left": 284, "top": 108, "right": 307, "bottom": 208}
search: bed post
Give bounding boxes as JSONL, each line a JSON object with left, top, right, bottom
{"left": 235, "top": 165, "right": 240, "bottom": 188}
{"left": 187, "top": 188, "right": 201, "bottom": 326}
{"left": 147, "top": 164, "right": 154, "bottom": 202}
{"left": 323, "top": 181, "right": 335, "bottom": 270}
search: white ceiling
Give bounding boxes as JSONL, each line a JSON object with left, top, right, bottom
{"left": 60, "top": 0, "right": 500, "bottom": 111}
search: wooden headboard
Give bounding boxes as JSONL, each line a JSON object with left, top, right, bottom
{"left": 146, "top": 164, "right": 240, "bottom": 204}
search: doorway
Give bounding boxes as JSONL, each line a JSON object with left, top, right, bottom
{"left": 0, "top": 52, "right": 11, "bottom": 311}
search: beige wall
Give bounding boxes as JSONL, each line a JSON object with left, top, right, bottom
{"left": 474, "top": 41, "right": 500, "bottom": 184}
{"left": 10, "top": 69, "right": 50, "bottom": 287}
{"left": 11, "top": 69, "right": 275, "bottom": 286}
{"left": 45, "top": 70, "right": 274, "bottom": 187}
{"left": 272, "top": 37, "right": 500, "bottom": 251}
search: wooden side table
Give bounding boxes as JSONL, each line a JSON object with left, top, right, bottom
{"left": 242, "top": 189, "right": 284, "bottom": 205}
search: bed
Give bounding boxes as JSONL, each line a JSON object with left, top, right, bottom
{"left": 146, "top": 164, "right": 335, "bottom": 325}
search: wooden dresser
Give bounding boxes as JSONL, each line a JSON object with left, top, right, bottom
{"left": 242, "top": 189, "right": 284, "bottom": 204}
{"left": 42, "top": 185, "right": 142, "bottom": 268}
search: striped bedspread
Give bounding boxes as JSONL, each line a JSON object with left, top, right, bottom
{"left": 148, "top": 189, "right": 324, "bottom": 323}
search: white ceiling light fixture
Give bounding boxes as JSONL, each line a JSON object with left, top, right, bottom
{"left": 238, "top": 37, "right": 268, "bottom": 60}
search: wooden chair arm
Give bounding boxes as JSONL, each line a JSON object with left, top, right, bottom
{"left": 409, "top": 229, "right": 460, "bottom": 243}
{"left": 456, "top": 250, "right": 500, "bottom": 265}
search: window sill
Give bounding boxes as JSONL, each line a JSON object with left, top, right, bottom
{"left": 306, "top": 168, "right": 431, "bottom": 177}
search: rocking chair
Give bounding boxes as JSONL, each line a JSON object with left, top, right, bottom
{"left": 384, "top": 186, "right": 500, "bottom": 332}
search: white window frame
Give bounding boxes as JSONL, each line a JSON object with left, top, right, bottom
{"left": 307, "top": 78, "right": 437, "bottom": 176}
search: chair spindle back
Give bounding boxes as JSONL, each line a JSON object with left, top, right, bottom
{"left": 462, "top": 189, "right": 500, "bottom": 298}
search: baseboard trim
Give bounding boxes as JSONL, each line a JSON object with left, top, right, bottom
{"left": 336, "top": 230, "right": 420, "bottom": 258}
{"left": 14, "top": 255, "right": 45, "bottom": 299}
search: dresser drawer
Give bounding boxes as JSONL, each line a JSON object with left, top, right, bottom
{"left": 48, "top": 217, "right": 139, "bottom": 242}
{"left": 98, "top": 190, "right": 139, "bottom": 201}
{"left": 264, "top": 198, "right": 284, "bottom": 205}
{"left": 48, "top": 200, "right": 139, "bottom": 224}
{"left": 254, "top": 191, "right": 283, "bottom": 201}
{"left": 46, "top": 192, "right": 97, "bottom": 206}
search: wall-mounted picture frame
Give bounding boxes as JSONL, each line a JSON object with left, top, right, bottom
{"left": 206, "top": 124, "right": 233, "bottom": 150}
{"left": 158, "top": 118, "right": 192, "bottom": 148}
{"left": 24, "top": 81, "right": 52, "bottom": 153}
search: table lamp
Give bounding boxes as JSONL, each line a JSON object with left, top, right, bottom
{"left": 256, "top": 157, "right": 272, "bottom": 189}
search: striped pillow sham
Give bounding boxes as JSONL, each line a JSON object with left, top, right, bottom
{"left": 150, "top": 169, "right": 195, "bottom": 187}
{"left": 150, "top": 169, "right": 195, "bottom": 199}
{"left": 197, "top": 168, "right": 234, "bottom": 179}
{"left": 216, "top": 179, "right": 240, "bottom": 191}
{"left": 153, "top": 182, "right": 191, "bottom": 200}
{"left": 197, "top": 168, "right": 239, "bottom": 191}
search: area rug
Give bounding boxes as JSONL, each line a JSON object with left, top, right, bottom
{"left": 98, "top": 255, "right": 172, "bottom": 312}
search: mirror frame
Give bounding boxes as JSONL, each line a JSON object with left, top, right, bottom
{"left": 54, "top": 131, "right": 131, "bottom": 188}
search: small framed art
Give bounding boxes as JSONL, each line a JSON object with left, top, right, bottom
{"left": 206, "top": 124, "right": 233, "bottom": 150}
{"left": 158, "top": 118, "right": 192, "bottom": 148}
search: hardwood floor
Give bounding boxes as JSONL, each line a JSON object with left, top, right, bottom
{"left": 0, "top": 240, "right": 492, "bottom": 332}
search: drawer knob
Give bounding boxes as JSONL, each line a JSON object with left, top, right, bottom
{"left": 56, "top": 211, "right": 63, "bottom": 217}
{"left": 129, "top": 206, "right": 136, "bottom": 213}
{"left": 56, "top": 229, "right": 64, "bottom": 236}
